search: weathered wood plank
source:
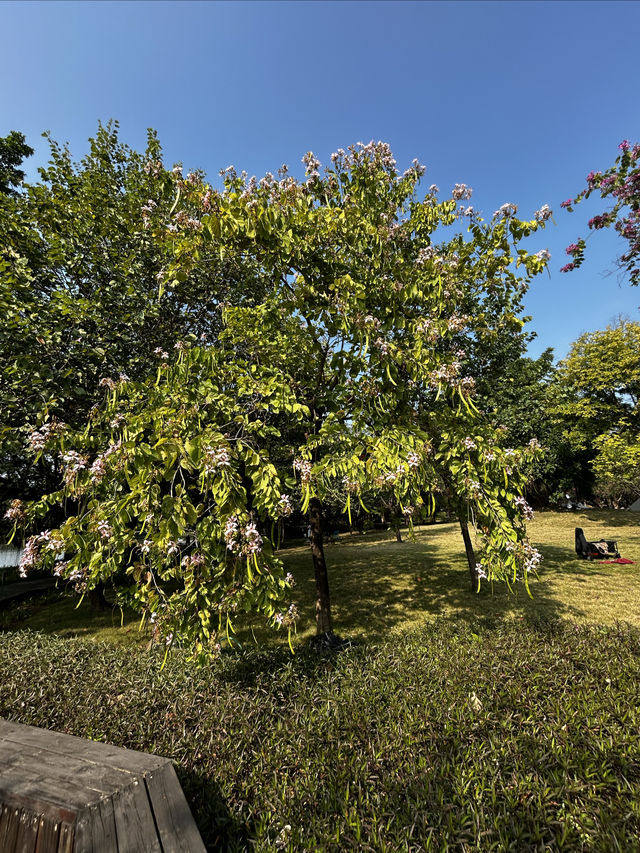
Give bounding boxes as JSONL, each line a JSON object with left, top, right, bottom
{"left": 0, "top": 787, "right": 76, "bottom": 826}
{"left": 56, "top": 821, "right": 74, "bottom": 853}
{"left": 1, "top": 719, "right": 204, "bottom": 852}
{"left": 14, "top": 806, "right": 40, "bottom": 853}
{"left": 34, "top": 815, "right": 61, "bottom": 853}
{"left": 74, "top": 798, "right": 118, "bottom": 853}
{"left": 0, "top": 740, "right": 138, "bottom": 796}
{"left": 113, "top": 778, "right": 162, "bottom": 853}
{"left": 0, "top": 720, "right": 166, "bottom": 775}
{"left": 0, "top": 802, "right": 21, "bottom": 851}
{"left": 0, "top": 765, "right": 97, "bottom": 812}
{"left": 145, "top": 764, "right": 206, "bottom": 853}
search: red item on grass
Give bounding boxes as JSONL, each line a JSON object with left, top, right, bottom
{"left": 598, "top": 558, "right": 634, "bottom": 564}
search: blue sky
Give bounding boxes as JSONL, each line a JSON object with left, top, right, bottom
{"left": 2, "top": 0, "right": 639, "bottom": 360}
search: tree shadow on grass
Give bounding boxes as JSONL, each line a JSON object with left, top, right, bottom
{"left": 564, "top": 508, "right": 640, "bottom": 530}
{"left": 177, "top": 766, "right": 248, "bottom": 853}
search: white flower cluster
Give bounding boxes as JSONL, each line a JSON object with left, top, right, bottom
{"left": 416, "top": 246, "right": 438, "bottom": 265}
{"left": 154, "top": 347, "right": 169, "bottom": 359}
{"left": 62, "top": 450, "right": 89, "bottom": 485}
{"left": 515, "top": 496, "right": 534, "bottom": 521}
{"left": 3, "top": 499, "right": 25, "bottom": 523}
{"left": 224, "top": 516, "right": 263, "bottom": 556}
{"left": 523, "top": 543, "right": 543, "bottom": 573}
{"left": 342, "top": 476, "right": 359, "bottom": 494}
{"left": 293, "top": 458, "right": 312, "bottom": 483}
{"left": 274, "top": 604, "right": 299, "bottom": 628}
{"left": 407, "top": 451, "right": 421, "bottom": 469}
{"left": 452, "top": 183, "right": 473, "bottom": 201}
{"left": 375, "top": 465, "right": 406, "bottom": 487}
{"left": 99, "top": 377, "right": 116, "bottom": 390}
{"left": 97, "top": 519, "right": 113, "bottom": 540}
{"left": 493, "top": 202, "right": 518, "bottom": 219}
{"left": 534, "top": 204, "right": 552, "bottom": 221}
{"left": 277, "top": 495, "right": 293, "bottom": 516}
{"left": 182, "top": 553, "right": 205, "bottom": 569}
{"left": 534, "top": 249, "right": 551, "bottom": 262}
{"left": 141, "top": 199, "right": 156, "bottom": 227}
{"left": 90, "top": 455, "right": 107, "bottom": 484}
{"left": 447, "top": 315, "right": 467, "bottom": 333}
{"left": 27, "top": 420, "right": 66, "bottom": 453}
{"left": 302, "top": 151, "right": 321, "bottom": 178}
{"left": 203, "top": 445, "right": 231, "bottom": 474}
{"left": 18, "top": 536, "right": 40, "bottom": 578}
{"left": 144, "top": 160, "right": 163, "bottom": 177}
{"left": 463, "top": 437, "right": 476, "bottom": 450}
{"left": 18, "top": 530, "right": 64, "bottom": 577}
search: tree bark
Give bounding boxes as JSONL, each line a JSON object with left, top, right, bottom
{"left": 459, "top": 516, "right": 478, "bottom": 591}
{"left": 89, "top": 580, "right": 110, "bottom": 611}
{"left": 309, "top": 497, "right": 333, "bottom": 635}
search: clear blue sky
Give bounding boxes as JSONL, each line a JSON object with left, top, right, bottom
{"left": 2, "top": 0, "right": 639, "bottom": 361}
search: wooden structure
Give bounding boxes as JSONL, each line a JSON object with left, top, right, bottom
{"left": 0, "top": 719, "right": 206, "bottom": 852}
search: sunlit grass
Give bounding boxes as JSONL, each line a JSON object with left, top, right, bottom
{"left": 2, "top": 510, "right": 639, "bottom": 648}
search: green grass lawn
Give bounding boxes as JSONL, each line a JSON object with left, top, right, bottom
{"left": 2, "top": 509, "right": 640, "bottom": 851}
{"left": 3, "top": 509, "right": 638, "bottom": 647}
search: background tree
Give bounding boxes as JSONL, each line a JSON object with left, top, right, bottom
{"left": 553, "top": 319, "right": 640, "bottom": 506}
{"left": 0, "top": 122, "right": 269, "bottom": 519}
{"left": 0, "top": 130, "right": 33, "bottom": 196}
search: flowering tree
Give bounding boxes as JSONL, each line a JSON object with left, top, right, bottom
{"left": 0, "top": 122, "right": 269, "bottom": 515}
{"left": 560, "top": 140, "right": 640, "bottom": 284}
{"left": 11, "top": 139, "right": 552, "bottom": 655}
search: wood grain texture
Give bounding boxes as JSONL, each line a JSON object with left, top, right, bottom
{"left": 0, "top": 802, "right": 21, "bottom": 851}
{"left": 34, "top": 816, "right": 61, "bottom": 853}
{"left": 0, "top": 718, "right": 205, "bottom": 852}
{"left": 112, "top": 779, "right": 162, "bottom": 853}
{"left": 145, "top": 765, "right": 207, "bottom": 853}
{"left": 14, "top": 807, "right": 40, "bottom": 853}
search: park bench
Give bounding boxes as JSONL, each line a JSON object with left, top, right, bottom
{"left": 0, "top": 718, "right": 205, "bottom": 852}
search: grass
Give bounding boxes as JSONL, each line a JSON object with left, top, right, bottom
{"left": 3, "top": 509, "right": 639, "bottom": 647}
{"left": 1, "top": 510, "right": 640, "bottom": 850}
{"left": 1, "top": 622, "right": 639, "bottom": 851}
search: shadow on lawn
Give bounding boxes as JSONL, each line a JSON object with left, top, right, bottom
{"left": 178, "top": 766, "right": 249, "bottom": 853}
{"left": 315, "top": 538, "right": 592, "bottom": 641}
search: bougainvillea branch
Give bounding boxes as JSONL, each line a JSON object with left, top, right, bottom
{"left": 561, "top": 140, "right": 640, "bottom": 284}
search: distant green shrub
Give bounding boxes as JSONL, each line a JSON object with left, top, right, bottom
{"left": 1, "top": 621, "right": 639, "bottom": 851}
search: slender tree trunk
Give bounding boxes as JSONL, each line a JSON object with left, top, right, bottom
{"left": 459, "top": 516, "right": 478, "bottom": 591}
{"left": 309, "top": 497, "right": 333, "bottom": 635}
{"left": 395, "top": 524, "right": 403, "bottom": 543}
{"left": 89, "top": 580, "right": 110, "bottom": 611}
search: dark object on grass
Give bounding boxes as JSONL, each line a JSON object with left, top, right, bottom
{"left": 575, "top": 527, "right": 621, "bottom": 561}
{"left": 309, "top": 632, "right": 352, "bottom": 654}
{"left": 0, "top": 718, "right": 205, "bottom": 852}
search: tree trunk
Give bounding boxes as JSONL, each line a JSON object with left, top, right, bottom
{"left": 89, "top": 580, "right": 110, "bottom": 611}
{"left": 309, "top": 497, "right": 333, "bottom": 635}
{"left": 459, "top": 516, "right": 478, "bottom": 591}
{"left": 395, "top": 525, "right": 403, "bottom": 543}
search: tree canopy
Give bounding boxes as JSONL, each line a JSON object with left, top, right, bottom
{"left": 4, "top": 131, "right": 553, "bottom": 658}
